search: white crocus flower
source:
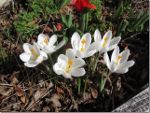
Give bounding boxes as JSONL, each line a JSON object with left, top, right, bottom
{"left": 19, "top": 43, "right": 48, "bottom": 67}
{"left": 92, "top": 29, "right": 121, "bottom": 54}
{"left": 53, "top": 49, "right": 86, "bottom": 79}
{"left": 71, "top": 32, "right": 97, "bottom": 58}
{"left": 104, "top": 46, "right": 135, "bottom": 74}
{"left": 37, "top": 33, "right": 65, "bottom": 54}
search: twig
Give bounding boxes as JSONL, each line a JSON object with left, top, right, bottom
{"left": 0, "top": 83, "right": 13, "bottom": 87}
{"left": 42, "top": 18, "right": 50, "bottom": 33}
{"left": 26, "top": 89, "right": 51, "bottom": 111}
{"left": 0, "top": 93, "right": 16, "bottom": 106}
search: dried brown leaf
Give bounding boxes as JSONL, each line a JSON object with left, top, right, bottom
{"left": 83, "top": 92, "right": 91, "bottom": 101}
{"left": 10, "top": 71, "right": 19, "bottom": 85}
{"left": 42, "top": 106, "right": 50, "bottom": 112}
{"left": 0, "top": 86, "right": 13, "bottom": 99}
{"left": 90, "top": 88, "right": 98, "bottom": 99}
{"left": 116, "top": 77, "right": 122, "bottom": 91}
{"left": 33, "top": 90, "right": 41, "bottom": 101}
{"left": 50, "top": 94, "right": 61, "bottom": 109}
{"left": 20, "top": 96, "right": 26, "bottom": 104}
{"left": 11, "top": 76, "right": 19, "bottom": 85}
{"left": 15, "top": 85, "right": 24, "bottom": 97}
{"left": 56, "top": 86, "right": 64, "bottom": 95}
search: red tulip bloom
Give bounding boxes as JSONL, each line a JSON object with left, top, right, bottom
{"left": 71, "top": 0, "right": 96, "bottom": 12}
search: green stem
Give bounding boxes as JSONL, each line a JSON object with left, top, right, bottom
{"left": 83, "top": 79, "right": 87, "bottom": 94}
{"left": 80, "top": 12, "right": 89, "bottom": 32}
{"left": 48, "top": 54, "right": 54, "bottom": 65}
{"left": 92, "top": 52, "right": 100, "bottom": 75}
{"left": 77, "top": 78, "right": 81, "bottom": 94}
{"left": 41, "top": 63, "right": 51, "bottom": 74}
{"left": 100, "top": 71, "right": 112, "bottom": 92}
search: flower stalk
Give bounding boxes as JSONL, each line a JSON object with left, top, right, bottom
{"left": 92, "top": 52, "right": 100, "bottom": 75}
{"left": 77, "top": 77, "right": 81, "bottom": 94}
{"left": 100, "top": 71, "right": 112, "bottom": 92}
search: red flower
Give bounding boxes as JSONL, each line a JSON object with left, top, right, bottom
{"left": 56, "top": 23, "right": 63, "bottom": 31}
{"left": 71, "top": 0, "right": 96, "bottom": 12}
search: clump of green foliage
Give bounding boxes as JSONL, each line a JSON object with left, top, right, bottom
{"left": 90, "top": 0, "right": 103, "bottom": 18}
{"left": 4, "top": 0, "right": 148, "bottom": 43}
{"left": 13, "top": 0, "right": 70, "bottom": 42}
{"left": 13, "top": 12, "right": 39, "bottom": 41}
{"left": 28, "top": 0, "right": 70, "bottom": 18}
{"left": 113, "top": 0, "right": 149, "bottom": 37}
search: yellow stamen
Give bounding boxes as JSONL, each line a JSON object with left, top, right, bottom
{"left": 115, "top": 55, "right": 122, "bottom": 64}
{"left": 81, "top": 38, "right": 86, "bottom": 45}
{"left": 65, "top": 59, "right": 73, "bottom": 73}
{"left": 80, "top": 38, "right": 86, "bottom": 52}
{"left": 102, "top": 37, "right": 108, "bottom": 47}
{"left": 30, "top": 48, "right": 39, "bottom": 61}
{"left": 43, "top": 37, "right": 49, "bottom": 45}
{"left": 80, "top": 47, "right": 85, "bottom": 52}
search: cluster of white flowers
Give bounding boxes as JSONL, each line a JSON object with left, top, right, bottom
{"left": 20, "top": 29, "right": 135, "bottom": 79}
{"left": 19, "top": 34, "right": 65, "bottom": 67}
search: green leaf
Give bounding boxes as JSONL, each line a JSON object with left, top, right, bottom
{"left": 60, "top": 0, "right": 70, "bottom": 8}
{"left": 68, "top": 14, "right": 73, "bottom": 28}
{"left": 61, "top": 15, "right": 68, "bottom": 27}
{"left": 128, "top": 12, "right": 148, "bottom": 32}
{"left": 116, "top": 1, "right": 124, "bottom": 17}
{"left": 100, "top": 77, "right": 106, "bottom": 92}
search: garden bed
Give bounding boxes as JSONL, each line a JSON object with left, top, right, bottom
{"left": 0, "top": 0, "right": 149, "bottom": 112}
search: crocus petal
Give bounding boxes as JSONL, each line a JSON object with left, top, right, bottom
{"left": 19, "top": 53, "right": 31, "bottom": 62}
{"left": 80, "top": 33, "right": 91, "bottom": 49}
{"left": 115, "top": 68, "right": 128, "bottom": 74}
{"left": 111, "top": 46, "right": 120, "bottom": 62}
{"left": 104, "top": 52, "right": 111, "bottom": 70}
{"left": 33, "top": 42, "right": 41, "bottom": 50}
{"left": 88, "top": 42, "right": 99, "bottom": 52}
{"left": 99, "top": 47, "right": 107, "bottom": 54}
{"left": 66, "top": 49, "right": 75, "bottom": 59}
{"left": 23, "top": 43, "right": 32, "bottom": 53}
{"left": 63, "top": 73, "right": 72, "bottom": 79}
{"left": 38, "top": 33, "right": 49, "bottom": 42}
{"left": 108, "top": 36, "right": 121, "bottom": 51}
{"left": 33, "top": 43, "right": 40, "bottom": 54}
{"left": 72, "top": 68, "right": 86, "bottom": 77}
{"left": 119, "top": 48, "right": 130, "bottom": 63}
{"left": 37, "top": 34, "right": 49, "bottom": 49}
{"left": 101, "top": 30, "right": 112, "bottom": 48}
{"left": 127, "top": 60, "right": 135, "bottom": 67}
{"left": 57, "top": 54, "right": 68, "bottom": 64}
{"left": 35, "top": 55, "right": 44, "bottom": 64}
{"left": 85, "top": 50, "right": 97, "bottom": 58}
{"left": 53, "top": 63, "right": 64, "bottom": 75}
{"left": 24, "top": 62, "right": 38, "bottom": 67}
{"left": 94, "top": 29, "right": 101, "bottom": 42}
{"left": 76, "top": 50, "right": 84, "bottom": 58}
{"left": 40, "top": 51, "right": 48, "bottom": 60}
{"left": 44, "top": 45, "right": 56, "bottom": 54}
{"left": 72, "top": 58, "right": 85, "bottom": 68}
{"left": 117, "top": 60, "right": 135, "bottom": 70}
{"left": 71, "top": 32, "right": 80, "bottom": 50}
{"left": 55, "top": 39, "right": 66, "bottom": 51}
{"left": 109, "top": 61, "right": 116, "bottom": 72}
{"left": 49, "top": 35, "right": 57, "bottom": 46}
